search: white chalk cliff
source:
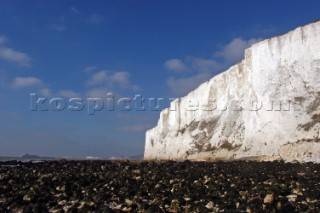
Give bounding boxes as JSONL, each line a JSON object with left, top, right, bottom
{"left": 145, "top": 20, "right": 320, "bottom": 162}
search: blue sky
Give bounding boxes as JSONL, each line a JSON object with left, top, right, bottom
{"left": 0, "top": 0, "right": 319, "bottom": 158}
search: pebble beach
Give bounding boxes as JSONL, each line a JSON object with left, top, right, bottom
{"left": 1, "top": 160, "right": 320, "bottom": 212}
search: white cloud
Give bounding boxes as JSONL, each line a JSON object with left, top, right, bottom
{"left": 164, "top": 59, "right": 188, "bottom": 72}
{"left": 39, "top": 88, "right": 51, "bottom": 97}
{"left": 109, "top": 72, "right": 130, "bottom": 87}
{"left": 85, "top": 70, "right": 139, "bottom": 98}
{"left": 0, "top": 47, "right": 31, "bottom": 66}
{"left": 84, "top": 65, "right": 97, "bottom": 73}
{"left": 59, "top": 90, "right": 81, "bottom": 98}
{"left": 165, "top": 57, "right": 219, "bottom": 95}
{"left": 11, "top": 77, "right": 43, "bottom": 89}
{"left": 86, "top": 14, "right": 104, "bottom": 24}
{"left": 167, "top": 73, "right": 211, "bottom": 96}
{"left": 87, "top": 70, "right": 136, "bottom": 89}
{"left": 0, "top": 35, "right": 31, "bottom": 66}
{"left": 191, "top": 58, "right": 220, "bottom": 73}
{"left": 214, "top": 37, "right": 261, "bottom": 63}
{"left": 87, "top": 70, "right": 108, "bottom": 85}
{"left": 165, "top": 37, "right": 262, "bottom": 96}
{"left": 0, "top": 35, "right": 7, "bottom": 45}
{"left": 165, "top": 57, "right": 220, "bottom": 95}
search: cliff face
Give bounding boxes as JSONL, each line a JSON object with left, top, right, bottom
{"left": 145, "top": 21, "right": 320, "bottom": 162}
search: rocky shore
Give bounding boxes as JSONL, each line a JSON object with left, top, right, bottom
{"left": 0, "top": 160, "right": 320, "bottom": 212}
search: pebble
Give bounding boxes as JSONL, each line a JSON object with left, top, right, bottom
{"left": 287, "top": 194, "right": 298, "bottom": 202}
{"left": 264, "top": 194, "right": 274, "bottom": 204}
{"left": 205, "top": 201, "right": 214, "bottom": 209}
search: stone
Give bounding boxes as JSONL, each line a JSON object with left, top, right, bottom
{"left": 145, "top": 20, "right": 320, "bottom": 162}
{"left": 287, "top": 194, "right": 298, "bottom": 202}
{"left": 264, "top": 194, "right": 274, "bottom": 204}
{"left": 205, "top": 201, "right": 214, "bottom": 209}
{"left": 23, "top": 194, "right": 31, "bottom": 202}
